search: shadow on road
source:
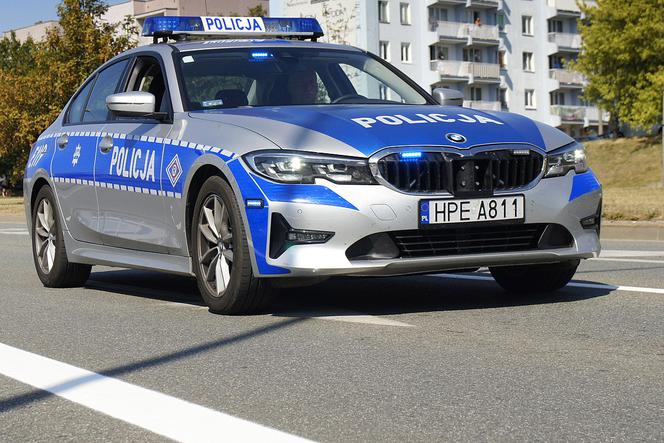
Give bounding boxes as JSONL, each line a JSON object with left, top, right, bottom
{"left": 272, "top": 274, "right": 613, "bottom": 318}
{"left": 82, "top": 269, "right": 613, "bottom": 318}
{"left": 0, "top": 317, "right": 306, "bottom": 413}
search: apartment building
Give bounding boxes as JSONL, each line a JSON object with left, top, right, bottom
{"left": 271, "top": 0, "right": 607, "bottom": 137}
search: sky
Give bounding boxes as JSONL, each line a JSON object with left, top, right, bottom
{"left": 1, "top": 0, "right": 128, "bottom": 32}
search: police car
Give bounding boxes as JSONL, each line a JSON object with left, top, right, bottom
{"left": 24, "top": 16, "right": 602, "bottom": 314}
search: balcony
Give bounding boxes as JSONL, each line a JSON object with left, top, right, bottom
{"left": 550, "top": 105, "right": 608, "bottom": 125}
{"left": 463, "top": 100, "right": 501, "bottom": 111}
{"left": 547, "top": 0, "right": 581, "bottom": 15}
{"left": 435, "top": 21, "right": 499, "bottom": 44}
{"left": 431, "top": 60, "right": 501, "bottom": 83}
{"left": 549, "top": 69, "right": 585, "bottom": 87}
{"left": 547, "top": 0, "right": 597, "bottom": 17}
{"left": 548, "top": 32, "right": 582, "bottom": 51}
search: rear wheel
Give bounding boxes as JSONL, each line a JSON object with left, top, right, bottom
{"left": 489, "top": 260, "right": 579, "bottom": 293}
{"left": 31, "top": 185, "right": 91, "bottom": 287}
{"left": 192, "top": 175, "right": 272, "bottom": 314}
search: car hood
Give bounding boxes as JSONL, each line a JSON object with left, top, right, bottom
{"left": 189, "top": 105, "right": 573, "bottom": 157}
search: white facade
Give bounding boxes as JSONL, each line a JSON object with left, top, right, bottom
{"left": 3, "top": 0, "right": 270, "bottom": 45}
{"left": 271, "top": 0, "right": 607, "bottom": 137}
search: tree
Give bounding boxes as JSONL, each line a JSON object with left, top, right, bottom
{"left": 247, "top": 5, "right": 267, "bottom": 17}
{"left": 0, "top": 0, "right": 137, "bottom": 185}
{"left": 575, "top": 0, "right": 664, "bottom": 130}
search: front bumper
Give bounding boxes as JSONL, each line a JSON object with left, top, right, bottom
{"left": 248, "top": 169, "right": 602, "bottom": 277}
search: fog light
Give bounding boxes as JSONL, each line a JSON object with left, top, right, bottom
{"left": 580, "top": 215, "right": 598, "bottom": 229}
{"left": 580, "top": 199, "right": 602, "bottom": 235}
{"left": 269, "top": 213, "right": 334, "bottom": 259}
{"left": 287, "top": 231, "right": 332, "bottom": 242}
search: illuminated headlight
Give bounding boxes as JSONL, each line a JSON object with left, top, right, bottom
{"left": 544, "top": 142, "right": 588, "bottom": 178}
{"left": 243, "top": 151, "right": 376, "bottom": 184}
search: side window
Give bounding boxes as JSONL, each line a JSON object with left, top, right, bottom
{"left": 82, "top": 59, "right": 129, "bottom": 123}
{"left": 66, "top": 79, "right": 95, "bottom": 124}
{"left": 125, "top": 56, "right": 170, "bottom": 113}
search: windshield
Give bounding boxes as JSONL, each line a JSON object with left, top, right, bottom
{"left": 178, "top": 48, "right": 431, "bottom": 110}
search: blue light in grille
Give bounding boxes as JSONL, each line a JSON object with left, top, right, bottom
{"left": 401, "top": 152, "right": 423, "bottom": 159}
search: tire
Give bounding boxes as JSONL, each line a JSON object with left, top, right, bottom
{"left": 31, "top": 185, "right": 92, "bottom": 287}
{"left": 191, "top": 175, "right": 273, "bottom": 314}
{"left": 489, "top": 260, "right": 580, "bottom": 294}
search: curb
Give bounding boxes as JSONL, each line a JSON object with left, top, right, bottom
{"left": 601, "top": 222, "right": 664, "bottom": 241}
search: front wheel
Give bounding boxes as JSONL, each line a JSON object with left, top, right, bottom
{"left": 489, "top": 260, "right": 580, "bottom": 293}
{"left": 31, "top": 185, "right": 91, "bottom": 287}
{"left": 191, "top": 176, "right": 273, "bottom": 314}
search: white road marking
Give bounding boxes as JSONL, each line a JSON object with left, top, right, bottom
{"left": 592, "top": 257, "right": 664, "bottom": 264}
{"left": 299, "top": 310, "right": 415, "bottom": 327}
{"left": 433, "top": 273, "right": 664, "bottom": 295}
{"left": 600, "top": 249, "right": 664, "bottom": 258}
{"left": 157, "top": 301, "right": 208, "bottom": 310}
{"left": 0, "top": 343, "right": 311, "bottom": 443}
{"left": 0, "top": 228, "right": 28, "bottom": 235}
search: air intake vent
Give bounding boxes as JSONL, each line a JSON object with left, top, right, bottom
{"left": 390, "top": 223, "right": 550, "bottom": 258}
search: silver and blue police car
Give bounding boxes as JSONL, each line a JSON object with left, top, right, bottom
{"left": 24, "top": 16, "right": 602, "bottom": 314}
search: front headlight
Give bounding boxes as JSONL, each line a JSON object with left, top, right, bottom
{"left": 544, "top": 142, "right": 588, "bottom": 178}
{"left": 243, "top": 151, "right": 376, "bottom": 185}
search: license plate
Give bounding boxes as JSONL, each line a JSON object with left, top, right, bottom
{"left": 419, "top": 195, "right": 525, "bottom": 226}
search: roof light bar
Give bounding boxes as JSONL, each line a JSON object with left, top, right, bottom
{"left": 142, "top": 16, "right": 324, "bottom": 42}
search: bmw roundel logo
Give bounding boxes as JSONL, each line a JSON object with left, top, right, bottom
{"left": 446, "top": 133, "right": 467, "bottom": 143}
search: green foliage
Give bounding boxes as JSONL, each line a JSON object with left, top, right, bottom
{"left": 0, "top": 0, "right": 138, "bottom": 185}
{"left": 575, "top": 0, "right": 664, "bottom": 129}
{"left": 247, "top": 5, "right": 267, "bottom": 17}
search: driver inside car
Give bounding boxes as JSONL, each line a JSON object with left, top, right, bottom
{"left": 288, "top": 68, "right": 320, "bottom": 105}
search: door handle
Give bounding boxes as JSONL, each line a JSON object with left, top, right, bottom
{"left": 56, "top": 134, "right": 68, "bottom": 150}
{"left": 99, "top": 135, "right": 113, "bottom": 154}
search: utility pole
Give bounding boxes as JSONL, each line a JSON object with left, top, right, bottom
{"left": 661, "top": 89, "right": 664, "bottom": 187}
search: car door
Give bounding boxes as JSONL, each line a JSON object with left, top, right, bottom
{"left": 94, "top": 54, "right": 175, "bottom": 253}
{"left": 50, "top": 72, "right": 109, "bottom": 244}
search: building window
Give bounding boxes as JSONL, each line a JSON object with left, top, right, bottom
{"left": 522, "top": 52, "right": 534, "bottom": 72}
{"left": 522, "top": 16, "right": 533, "bottom": 35}
{"left": 379, "top": 84, "right": 388, "bottom": 101}
{"left": 525, "top": 89, "right": 536, "bottom": 108}
{"left": 469, "top": 87, "right": 482, "bottom": 101}
{"left": 379, "top": 41, "right": 390, "bottom": 61}
{"left": 497, "top": 12, "right": 505, "bottom": 30}
{"left": 463, "top": 48, "right": 482, "bottom": 63}
{"left": 400, "top": 3, "right": 411, "bottom": 25}
{"left": 378, "top": 1, "right": 390, "bottom": 23}
{"left": 429, "top": 6, "right": 448, "bottom": 22}
{"left": 548, "top": 19, "right": 563, "bottom": 33}
{"left": 401, "top": 42, "right": 412, "bottom": 63}
{"left": 499, "top": 50, "right": 507, "bottom": 69}
{"left": 499, "top": 88, "right": 508, "bottom": 109}
{"left": 430, "top": 45, "right": 449, "bottom": 61}
{"left": 550, "top": 91, "right": 565, "bottom": 105}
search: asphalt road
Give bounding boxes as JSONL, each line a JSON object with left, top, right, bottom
{"left": 0, "top": 221, "right": 663, "bottom": 442}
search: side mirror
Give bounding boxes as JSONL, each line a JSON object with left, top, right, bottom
{"left": 432, "top": 88, "right": 464, "bottom": 106}
{"left": 106, "top": 92, "right": 167, "bottom": 121}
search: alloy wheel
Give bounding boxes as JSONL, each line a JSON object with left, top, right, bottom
{"left": 198, "top": 194, "right": 234, "bottom": 297}
{"left": 34, "top": 198, "right": 56, "bottom": 274}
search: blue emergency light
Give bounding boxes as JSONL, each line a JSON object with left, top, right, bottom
{"left": 401, "top": 151, "right": 423, "bottom": 159}
{"left": 142, "top": 16, "right": 324, "bottom": 42}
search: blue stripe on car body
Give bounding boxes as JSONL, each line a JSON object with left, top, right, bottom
{"left": 569, "top": 170, "right": 601, "bottom": 201}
